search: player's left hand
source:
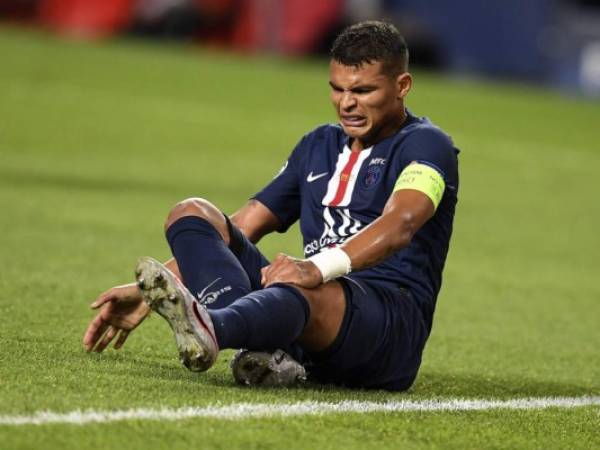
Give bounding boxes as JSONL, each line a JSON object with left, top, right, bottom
{"left": 261, "top": 253, "right": 323, "bottom": 288}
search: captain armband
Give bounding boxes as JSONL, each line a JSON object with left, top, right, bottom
{"left": 393, "top": 162, "right": 446, "bottom": 210}
{"left": 308, "top": 247, "right": 352, "bottom": 283}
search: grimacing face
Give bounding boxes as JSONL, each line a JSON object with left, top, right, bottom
{"left": 329, "top": 60, "right": 412, "bottom": 150}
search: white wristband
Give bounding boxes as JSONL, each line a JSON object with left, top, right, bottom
{"left": 308, "top": 247, "right": 352, "bottom": 283}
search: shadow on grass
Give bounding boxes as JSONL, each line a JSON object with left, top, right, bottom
{"left": 84, "top": 351, "right": 598, "bottom": 401}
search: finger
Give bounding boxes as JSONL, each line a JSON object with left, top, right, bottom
{"left": 263, "top": 264, "right": 283, "bottom": 286}
{"left": 266, "top": 274, "right": 293, "bottom": 287}
{"left": 95, "top": 326, "right": 117, "bottom": 353}
{"left": 274, "top": 253, "right": 289, "bottom": 263}
{"left": 264, "top": 265, "right": 290, "bottom": 287}
{"left": 90, "top": 289, "right": 115, "bottom": 309}
{"left": 262, "top": 263, "right": 279, "bottom": 285}
{"left": 91, "top": 326, "right": 112, "bottom": 353}
{"left": 269, "top": 261, "right": 301, "bottom": 286}
{"left": 82, "top": 314, "right": 106, "bottom": 349}
{"left": 94, "top": 326, "right": 118, "bottom": 353}
{"left": 113, "top": 330, "right": 130, "bottom": 350}
{"left": 260, "top": 265, "right": 271, "bottom": 286}
{"left": 83, "top": 315, "right": 109, "bottom": 351}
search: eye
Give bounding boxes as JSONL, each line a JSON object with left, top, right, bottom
{"left": 352, "top": 87, "right": 375, "bottom": 94}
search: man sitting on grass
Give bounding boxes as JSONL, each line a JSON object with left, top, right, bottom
{"left": 83, "top": 20, "right": 459, "bottom": 391}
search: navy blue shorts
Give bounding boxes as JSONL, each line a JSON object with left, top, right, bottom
{"left": 227, "top": 219, "right": 430, "bottom": 391}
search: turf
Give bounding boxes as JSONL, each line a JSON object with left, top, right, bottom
{"left": 0, "top": 26, "right": 599, "bottom": 449}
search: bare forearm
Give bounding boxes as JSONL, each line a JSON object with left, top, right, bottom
{"left": 260, "top": 191, "right": 434, "bottom": 289}
{"left": 230, "top": 199, "right": 280, "bottom": 244}
{"left": 341, "top": 211, "right": 415, "bottom": 270}
{"left": 341, "top": 190, "right": 434, "bottom": 271}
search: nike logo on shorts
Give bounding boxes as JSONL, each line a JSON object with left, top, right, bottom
{"left": 307, "top": 171, "right": 328, "bottom": 183}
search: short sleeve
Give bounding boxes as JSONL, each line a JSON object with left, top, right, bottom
{"left": 252, "top": 137, "right": 305, "bottom": 232}
{"left": 399, "top": 127, "right": 459, "bottom": 193}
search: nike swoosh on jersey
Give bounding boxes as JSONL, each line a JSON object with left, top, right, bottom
{"left": 307, "top": 172, "right": 328, "bottom": 183}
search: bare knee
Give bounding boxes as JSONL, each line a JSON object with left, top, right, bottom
{"left": 164, "top": 197, "right": 230, "bottom": 242}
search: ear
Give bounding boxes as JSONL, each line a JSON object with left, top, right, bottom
{"left": 396, "top": 72, "right": 412, "bottom": 99}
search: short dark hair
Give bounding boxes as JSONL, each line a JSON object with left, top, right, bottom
{"left": 331, "top": 20, "right": 409, "bottom": 75}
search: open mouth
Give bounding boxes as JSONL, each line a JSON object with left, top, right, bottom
{"left": 340, "top": 115, "right": 367, "bottom": 128}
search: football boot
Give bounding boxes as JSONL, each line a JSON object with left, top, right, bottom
{"left": 231, "top": 349, "right": 306, "bottom": 387}
{"left": 135, "top": 256, "right": 218, "bottom": 372}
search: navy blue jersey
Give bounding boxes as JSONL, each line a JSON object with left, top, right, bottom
{"left": 253, "top": 110, "right": 459, "bottom": 321}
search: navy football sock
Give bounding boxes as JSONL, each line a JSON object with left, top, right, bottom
{"left": 166, "top": 216, "right": 251, "bottom": 309}
{"left": 209, "top": 284, "right": 310, "bottom": 351}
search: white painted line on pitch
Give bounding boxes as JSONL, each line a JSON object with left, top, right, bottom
{"left": 0, "top": 396, "right": 598, "bottom": 426}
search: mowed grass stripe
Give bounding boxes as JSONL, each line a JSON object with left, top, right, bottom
{"left": 2, "top": 397, "right": 599, "bottom": 426}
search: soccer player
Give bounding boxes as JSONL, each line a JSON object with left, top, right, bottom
{"left": 83, "top": 20, "right": 459, "bottom": 391}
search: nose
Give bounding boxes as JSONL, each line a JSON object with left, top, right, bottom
{"left": 340, "top": 91, "right": 357, "bottom": 111}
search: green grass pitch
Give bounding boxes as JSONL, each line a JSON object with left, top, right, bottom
{"left": 0, "top": 26, "right": 599, "bottom": 449}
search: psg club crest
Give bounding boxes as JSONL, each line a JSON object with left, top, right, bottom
{"left": 362, "top": 165, "right": 383, "bottom": 190}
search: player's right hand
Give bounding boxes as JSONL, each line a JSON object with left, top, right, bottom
{"left": 82, "top": 283, "right": 150, "bottom": 353}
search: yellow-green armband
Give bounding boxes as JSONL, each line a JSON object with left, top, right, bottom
{"left": 393, "top": 162, "right": 445, "bottom": 210}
